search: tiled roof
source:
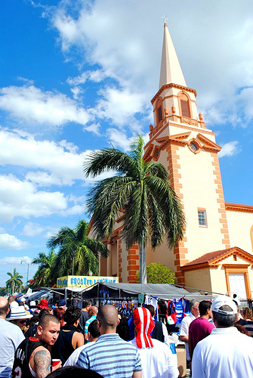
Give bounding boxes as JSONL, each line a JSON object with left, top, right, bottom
{"left": 181, "top": 246, "right": 253, "bottom": 271}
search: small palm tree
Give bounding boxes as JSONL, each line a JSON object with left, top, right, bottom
{"left": 6, "top": 268, "right": 23, "bottom": 294}
{"left": 84, "top": 135, "right": 185, "bottom": 284}
{"left": 32, "top": 249, "right": 57, "bottom": 287}
{"left": 47, "top": 220, "right": 110, "bottom": 280}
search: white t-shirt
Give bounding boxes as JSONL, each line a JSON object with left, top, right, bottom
{"left": 179, "top": 313, "right": 196, "bottom": 360}
{"left": 129, "top": 338, "right": 178, "bottom": 378}
{"left": 0, "top": 318, "right": 25, "bottom": 377}
{"left": 64, "top": 341, "right": 96, "bottom": 366}
{"left": 192, "top": 327, "right": 253, "bottom": 378}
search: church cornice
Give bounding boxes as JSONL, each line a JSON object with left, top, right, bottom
{"left": 151, "top": 83, "right": 197, "bottom": 104}
{"left": 225, "top": 203, "right": 253, "bottom": 213}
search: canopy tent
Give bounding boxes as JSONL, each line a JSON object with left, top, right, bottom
{"left": 59, "top": 282, "right": 214, "bottom": 301}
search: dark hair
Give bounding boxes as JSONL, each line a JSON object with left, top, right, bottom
{"left": 199, "top": 300, "right": 212, "bottom": 316}
{"left": 63, "top": 305, "right": 81, "bottom": 325}
{"left": 38, "top": 309, "right": 51, "bottom": 320}
{"left": 213, "top": 308, "right": 236, "bottom": 327}
{"left": 88, "top": 319, "right": 100, "bottom": 339}
{"left": 116, "top": 315, "right": 131, "bottom": 341}
{"left": 47, "top": 366, "right": 103, "bottom": 378}
{"left": 82, "top": 300, "right": 91, "bottom": 309}
{"left": 145, "top": 304, "right": 155, "bottom": 317}
{"left": 234, "top": 323, "right": 251, "bottom": 336}
{"left": 38, "top": 314, "right": 59, "bottom": 327}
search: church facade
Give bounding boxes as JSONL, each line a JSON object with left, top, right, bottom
{"left": 98, "top": 23, "right": 253, "bottom": 300}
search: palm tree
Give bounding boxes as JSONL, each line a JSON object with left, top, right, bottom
{"left": 6, "top": 268, "right": 23, "bottom": 294}
{"left": 83, "top": 135, "right": 186, "bottom": 284}
{"left": 32, "top": 249, "right": 57, "bottom": 287}
{"left": 47, "top": 220, "right": 110, "bottom": 280}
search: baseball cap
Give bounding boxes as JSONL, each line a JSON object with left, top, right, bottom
{"left": 58, "top": 299, "right": 66, "bottom": 307}
{"left": 212, "top": 295, "right": 237, "bottom": 315}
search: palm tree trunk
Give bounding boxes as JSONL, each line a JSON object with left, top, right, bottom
{"left": 139, "top": 238, "right": 147, "bottom": 286}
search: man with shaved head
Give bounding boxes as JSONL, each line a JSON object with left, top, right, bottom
{"left": 0, "top": 296, "right": 25, "bottom": 377}
{"left": 77, "top": 305, "right": 142, "bottom": 378}
{"left": 12, "top": 314, "right": 61, "bottom": 378}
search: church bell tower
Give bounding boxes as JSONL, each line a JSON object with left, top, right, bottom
{"left": 144, "top": 23, "right": 230, "bottom": 285}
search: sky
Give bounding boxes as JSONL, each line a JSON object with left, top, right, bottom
{"left": 0, "top": 0, "right": 253, "bottom": 288}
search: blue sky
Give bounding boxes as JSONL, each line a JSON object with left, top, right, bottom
{"left": 0, "top": 0, "right": 253, "bottom": 287}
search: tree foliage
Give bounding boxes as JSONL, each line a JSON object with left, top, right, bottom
{"left": 32, "top": 249, "right": 57, "bottom": 287}
{"left": 84, "top": 135, "right": 185, "bottom": 284}
{"left": 47, "top": 220, "right": 110, "bottom": 281}
{"left": 137, "top": 262, "right": 176, "bottom": 284}
{"left": 6, "top": 268, "right": 23, "bottom": 294}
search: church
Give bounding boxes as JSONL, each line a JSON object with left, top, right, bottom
{"left": 98, "top": 23, "right": 253, "bottom": 301}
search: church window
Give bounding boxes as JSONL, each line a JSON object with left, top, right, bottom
{"left": 181, "top": 99, "right": 190, "bottom": 118}
{"left": 190, "top": 141, "right": 198, "bottom": 151}
{"left": 158, "top": 106, "right": 163, "bottom": 122}
{"left": 198, "top": 209, "right": 207, "bottom": 227}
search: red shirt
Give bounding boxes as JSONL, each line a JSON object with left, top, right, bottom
{"left": 189, "top": 317, "right": 215, "bottom": 356}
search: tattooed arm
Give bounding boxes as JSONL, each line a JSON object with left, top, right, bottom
{"left": 31, "top": 347, "right": 52, "bottom": 378}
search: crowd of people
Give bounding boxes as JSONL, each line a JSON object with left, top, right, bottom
{"left": 1, "top": 294, "right": 253, "bottom": 378}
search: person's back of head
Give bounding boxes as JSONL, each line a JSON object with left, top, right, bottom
{"left": 212, "top": 295, "right": 237, "bottom": 328}
{"left": 47, "top": 366, "right": 103, "bottom": 378}
{"left": 97, "top": 305, "right": 118, "bottom": 333}
{"left": 89, "top": 306, "right": 98, "bottom": 317}
{"left": 0, "top": 296, "right": 9, "bottom": 317}
{"left": 64, "top": 305, "right": 81, "bottom": 325}
{"left": 145, "top": 304, "right": 155, "bottom": 317}
{"left": 199, "top": 300, "right": 212, "bottom": 316}
{"left": 82, "top": 300, "right": 91, "bottom": 310}
{"left": 88, "top": 319, "right": 100, "bottom": 340}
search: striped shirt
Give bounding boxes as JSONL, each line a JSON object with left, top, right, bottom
{"left": 77, "top": 333, "right": 142, "bottom": 378}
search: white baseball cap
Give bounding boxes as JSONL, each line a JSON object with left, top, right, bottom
{"left": 212, "top": 295, "right": 237, "bottom": 315}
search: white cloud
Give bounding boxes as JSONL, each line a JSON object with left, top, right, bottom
{"left": 219, "top": 141, "right": 240, "bottom": 158}
{"left": 0, "top": 256, "right": 32, "bottom": 264}
{"left": 0, "top": 234, "right": 29, "bottom": 250}
{"left": 0, "top": 128, "right": 88, "bottom": 185}
{"left": 95, "top": 86, "right": 147, "bottom": 127}
{"left": 0, "top": 85, "right": 91, "bottom": 127}
{"left": 106, "top": 129, "right": 133, "bottom": 151}
{"left": 85, "top": 123, "right": 101, "bottom": 135}
{"left": 0, "top": 174, "right": 68, "bottom": 223}
{"left": 22, "top": 222, "right": 44, "bottom": 237}
{"left": 49, "top": 0, "right": 253, "bottom": 127}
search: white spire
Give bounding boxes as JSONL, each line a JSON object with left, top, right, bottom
{"left": 159, "top": 23, "right": 187, "bottom": 89}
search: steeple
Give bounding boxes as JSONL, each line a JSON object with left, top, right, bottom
{"left": 159, "top": 23, "right": 186, "bottom": 89}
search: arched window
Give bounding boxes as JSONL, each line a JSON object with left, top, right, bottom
{"left": 155, "top": 97, "right": 163, "bottom": 126}
{"left": 179, "top": 92, "right": 191, "bottom": 118}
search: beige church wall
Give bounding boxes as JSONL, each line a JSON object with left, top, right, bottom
{"left": 169, "top": 123, "right": 216, "bottom": 141}
{"left": 145, "top": 239, "right": 176, "bottom": 272}
{"left": 209, "top": 268, "right": 228, "bottom": 295}
{"left": 226, "top": 210, "right": 253, "bottom": 253}
{"left": 176, "top": 141, "right": 225, "bottom": 261}
{"left": 184, "top": 268, "right": 212, "bottom": 293}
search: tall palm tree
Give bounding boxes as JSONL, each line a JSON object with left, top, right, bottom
{"left": 6, "top": 268, "right": 23, "bottom": 294}
{"left": 47, "top": 220, "right": 110, "bottom": 280}
{"left": 32, "top": 249, "right": 57, "bottom": 287}
{"left": 83, "top": 135, "right": 186, "bottom": 284}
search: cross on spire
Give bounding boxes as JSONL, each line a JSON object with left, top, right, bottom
{"left": 162, "top": 15, "right": 168, "bottom": 24}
